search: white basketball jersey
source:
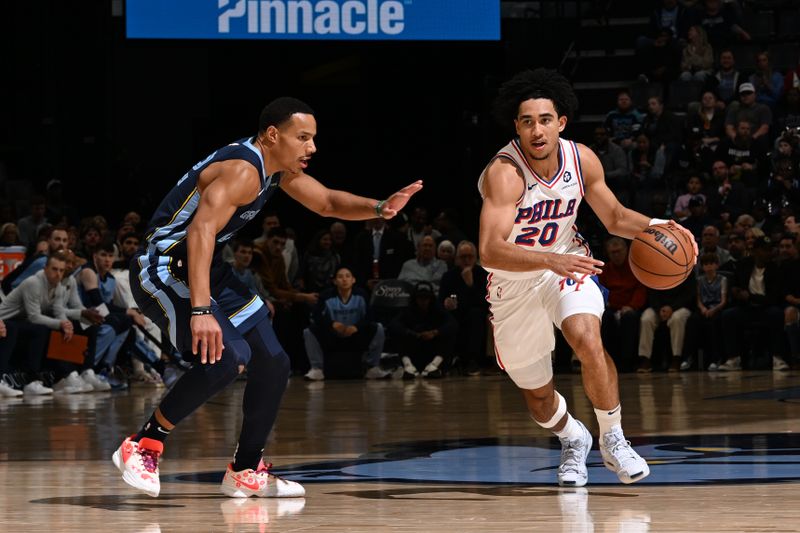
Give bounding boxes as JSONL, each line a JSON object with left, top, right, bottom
{"left": 478, "top": 137, "right": 592, "bottom": 280}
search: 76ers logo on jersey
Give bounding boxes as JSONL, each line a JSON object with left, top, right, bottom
{"left": 563, "top": 171, "right": 572, "bottom": 183}
{"left": 240, "top": 210, "right": 258, "bottom": 221}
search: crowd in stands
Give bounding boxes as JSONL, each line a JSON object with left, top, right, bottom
{"left": 0, "top": 0, "right": 798, "bottom": 396}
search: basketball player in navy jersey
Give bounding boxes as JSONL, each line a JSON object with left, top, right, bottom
{"left": 112, "top": 97, "right": 422, "bottom": 498}
{"left": 478, "top": 69, "right": 696, "bottom": 487}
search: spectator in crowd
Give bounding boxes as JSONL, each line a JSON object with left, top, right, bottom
{"left": 76, "top": 223, "right": 103, "bottom": 260}
{"left": 680, "top": 25, "right": 714, "bottom": 82}
{"left": 604, "top": 90, "right": 644, "bottom": 151}
{"left": 724, "top": 83, "right": 772, "bottom": 144}
{"left": 0, "top": 253, "right": 73, "bottom": 395}
{"left": 0, "top": 222, "right": 20, "bottom": 246}
{"left": 123, "top": 211, "right": 142, "bottom": 230}
{"left": 398, "top": 235, "right": 448, "bottom": 295}
{"left": 691, "top": 0, "right": 750, "bottom": 50}
{"left": 750, "top": 51, "right": 785, "bottom": 110}
{"left": 2, "top": 225, "right": 69, "bottom": 293}
{"left": 778, "top": 234, "right": 800, "bottom": 365}
{"left": 642, "top": 96, "right": 683, "bottom": 156}
{"left": 591, "top": 126, "right": 631, "bottom": 203}
{"left": 685, "top": 252, "right": 728, "bottom": 370}
{"left": 436, "top": 240, "right": 456, "bottom": 270}
{"left": 719, "top": 236, "right": 788, "bottom": 370}
{"left": 726, "top": 231, "right": 747, "bottom": 266}
{"left": 254, "top": 212, "right": 299, "bottom": 284}
{"left": 390, "top": 281, "right": 456, "bottom": 379}
{"left": 707, "top": 49, "right": 742, "bottom": 107}
{"left": 683, "top": 196, "right": 714, "bottom": 242}
{"left": 353, "top": 218, "right": 411, "bottom": 290}
{"left": 329, "top": 221, "right": 354, "bottom": 267}
{"left": 77, "top": 240, "right": 142, "bottom": 387}
{"left": 433, "top": 209, "right": 467, "bottom": 247}
{"left": 637, "top": 275, "right": 695, "bottom": 373}
{"left": 637, "top": 29, "right": 682, "bottom": 85}
{"left": 718, "top": 120, "right": 768, "bottom": 188}
{"left": 776, "top": 88, "right": 800, "bottom": 137}
{"left": 707, "top": 160, "right": 751, "bottom": 220}
{"left": 674, "top": 175, "right": 707, "bottom": 220}
{"left": 644, "top": 0, "right": 691, "bottom": 44}
{"left": 768, "top": 147, "right": 800, "bottom": 209}
{"left": 302, "top": 266, "right": 389, "bottom": 381}
{"left": 599, "top": 237, "right": 647, "bottom": 373}
{"left": 406, "top": 207, "right": 441, "bottom": 250}
{"left": 298, "top": 229, "right": 340, "bottom": 293}
{"left": 16, "top": 196, "right": 48, "bottom": 249}
{"left": 698, "top": 224, "right": 733, "bottom": 268}
{"left": 687, "top": 91, "right": 725, "bottom": 153}
{"left": 439, "top": 241, "right": 489, "bottom": 376}
{"left": 230, "top": 239, "right": 274, "bottom": 311}
{"left": 629, "top": 134, "right": 666, "bottom": 209}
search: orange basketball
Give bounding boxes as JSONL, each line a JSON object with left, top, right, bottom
{"left": 629, "top": 223, "right": 695, "bottom": 290}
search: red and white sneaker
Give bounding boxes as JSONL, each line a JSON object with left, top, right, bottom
{"left": 111, "top": 436, "right": 163, "bottom": 497}
{"left": 220, "top": 460, "right": 305, "bottom": 498}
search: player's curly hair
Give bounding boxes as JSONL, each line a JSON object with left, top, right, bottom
{"left": 493, "top": 68, "right": 578, "bottom": 125}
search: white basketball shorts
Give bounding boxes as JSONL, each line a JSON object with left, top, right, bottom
{"left": 487, "top": 270, "right": 605, "bottom": 389}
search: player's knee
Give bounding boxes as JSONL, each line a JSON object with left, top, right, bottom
{"left": 506, "top": 356, "right": 553, "bottom": 390}
{"left": 571, "top": 332, "right": 603, "bottom": 361}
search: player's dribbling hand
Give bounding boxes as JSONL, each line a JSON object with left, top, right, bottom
{"left": 547, "top": 254, "right": 604, "bottom": 281}
{"left": 380, "top": 180, "right": 423, "bottom": 219}
{"left": 666, "top": 220, "right": 699, "bottom": 267}
{"left": 191, "top": 314, "right": 224, "bottom": 364}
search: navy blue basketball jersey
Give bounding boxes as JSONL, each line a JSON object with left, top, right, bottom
{"left": 143, "top": 137, "right": 281, "bottom": 259}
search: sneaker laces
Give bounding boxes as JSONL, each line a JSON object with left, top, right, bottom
{"left": 139, "top": 448, "right": 161, "bottom": 473}
{"left": 605, "top": 433, "right": 638, "bottom": 467}
{"left": 559, "top": 438, "right": 586, "bottom": 475}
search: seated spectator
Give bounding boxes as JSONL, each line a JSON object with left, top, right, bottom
{"left": 599, "top": 237, "right": 647, "bottom": 373}
{"left": 691, "top": 0, "right": 750, "bottom": 50}
{"left": 642, "top": 0, "right": 691, "bottom": 45}
{"left": 298, "top": 229, "right": 340, "bottom": 293}
{"left": 0, "top": 253, "right": 73, "bottom": 395}
{"left": 685, "top": 252, "right": 728, "bottom": 370}
{"left": 706, "top": 160, "right": 751, "bottom": 220}
{"left": 686, "top": 91, "right": 725, "bottom": 153}
{"left": 680, "top": 25, "right": 714, "bottom": 82}
{"left": 629, "top": 134, "right": 666, "bottom": 195}
{"left": 768, "top": 146, "right": 800, "bottom": 209}
{"left": 230, "top": 239, "right": 275, "bottom": 311}
{"left": 398, "top": 235, "right": 448, "bottom": 295}
{"left": 16, "top": 196, "right": 48, "bottom": 249}
{"left": 433, "top": 209, "right": 468, "bottom": 247}
{"left": 406, "top": 207, "right": 441, "bottom": 250}
{"left": 76, "top": 222, "right": 103, "bottom": 260}
{"left": 436, "top": 240, "right": 456, "bottom": 270}
{"left": 1, "top": 225, "right": 69, "bottom": 293}
{"left": 438, "top": 241, "right": 489, "bottom": 375}
{"left": 329, "top": 221, "right": 354, "bottom": 267}
{"left": 637, "top": 274, "right": 695, "bottom": 372}
{"left": 591, "top": 126, "right": 631, "bottom": 203}
{"left": 683, "top": 196, "right": 714, "bottom": 242}
{"left": 642, "top": 96, "right": 683, "bottom": 157}
{"left": 706, "top": 49, "right": 742, "bottom": 107}
{"left": 123, "top": 211, "right": 142, "bottom": 230}
{"left": 390, "top": 282, "right": 456, "bottom": 379}
{"left": 604, "top": 90, "right": 644, "bottom": 151}
{"left": 718, "top": 120, "right": 768, "bottom": 188}
{"left": 674, "top": 175, "right": 706, "bottom": 220}
{"left": 637, "top": 29, "right": 681, "bottom": 84}
{"left": 724, "top": 83, "right": 772, "bottom": 144}
{"left": 697, "top": 225, "right": 732, "bottom": 269}
{"left": 778, "top": 234, "right": 800, "bottom": 365}
{"left": 353, "top": 218, "right": 412, "bottom": 290}
{"left": 302, "top": 266, "right": 388, "bottom": 381}
{"left": 253, "top": 212, "right": 299, "bottom": 283}
{"left": 78, "top": 240, "right": 141, "bottom": 387}
{"left": 719, "top": 236, "right": 788, "bottom": 370}
{"left": 750, "top": 51, "right": 785, "bottom": 110}
{"left": 0, "top": 222, "right": 20, "bottom": 246}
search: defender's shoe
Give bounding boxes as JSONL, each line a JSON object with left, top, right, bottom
{"left": 557, "top": 420, "right": 592, "bottom": 487}
{"left": 220, "top": 460, "right": 305, "bottom": 498}
{"left": 600, "top": 427, "right": 650, "bottom": 484}
{"left": 112, "top": 436, "right": 163, "bottom": 497}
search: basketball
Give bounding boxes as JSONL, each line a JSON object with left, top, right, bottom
{"left": 629, "top": 223, "right": 695, "bottom": 290}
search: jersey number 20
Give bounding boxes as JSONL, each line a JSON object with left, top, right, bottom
{"left": 515, "top": 222, "right": 559, "bottom": 247}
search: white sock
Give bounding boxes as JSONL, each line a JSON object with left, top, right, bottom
{"left": 553, "top": 412, "right": 584, "bottom": 440}
{"left": 594, "top": 404, "right": 622, "bottom": 437}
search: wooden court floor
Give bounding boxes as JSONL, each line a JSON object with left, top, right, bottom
{"left": 1, "top": 370, "right": 800, "bottom": 532}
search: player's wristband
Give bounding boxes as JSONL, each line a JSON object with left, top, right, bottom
{"left": 649, "top": 218, "right": 669, "bottom": 226}
{"left": 191, "top": 306, "right": 213, "bottom": 316}
{"left": 375, "top": 200, "right": 386, "bottom": 218}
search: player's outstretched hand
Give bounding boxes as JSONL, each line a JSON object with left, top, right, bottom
{"left": 546, "top": 254, "right": 604, "bottom": 282}
{"left": 381, "top": 180, "right": 423, "bottom": 219}
{"left": 667, "top": 220, "right": 699, "bottom": 267}
{"left": 191, "top": 314, "right": 224, "bottom": 364}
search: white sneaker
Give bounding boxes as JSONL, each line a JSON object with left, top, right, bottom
{"left": 220, "top": 460, "right": 305, "bottom": 498}
{"left": 773, "top": 357, "right": 790, "bottom": 371}
{"left": 81, "top": 369, "right": 112, "bottom": 391}
{"left": 707, "top": 362, "right": 719, "bottom": 372}
{"left": 421, "top": 355, "right": 444, "bottom": 377}
{"left": 557, "top": 420, "right": 592, "bottom": 487}
{"left": 304, "top": 368, "right": 324, "bottom": 381}
{"left": 364, "top": 366, "right": 391, "bottom": 379}
{"left": 112, "top": 436, "right": 162, "bottom": 497}
{"left": 718, "top": 357, "right": 741, "bottom": 371}
{"left": 600, "top": 427, "right": 650, "bottom": 484}
{"left": 679, "top": 358, "right": 692, "bottom": 371}
{"left": 54, "top": 371, "right": 91, "bottom": 393}
{"left": 401, "top": 356, "right": 419, "bottom": 377}
{"left": 23, "top": 380, "right": 53, "bottom": 396}
{"left": 0, "top": 379, "right": 22, "bottom": 397}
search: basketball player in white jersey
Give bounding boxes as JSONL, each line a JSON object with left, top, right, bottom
{"left": 478, "top": 69, "right": 696, "bottom": 486}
